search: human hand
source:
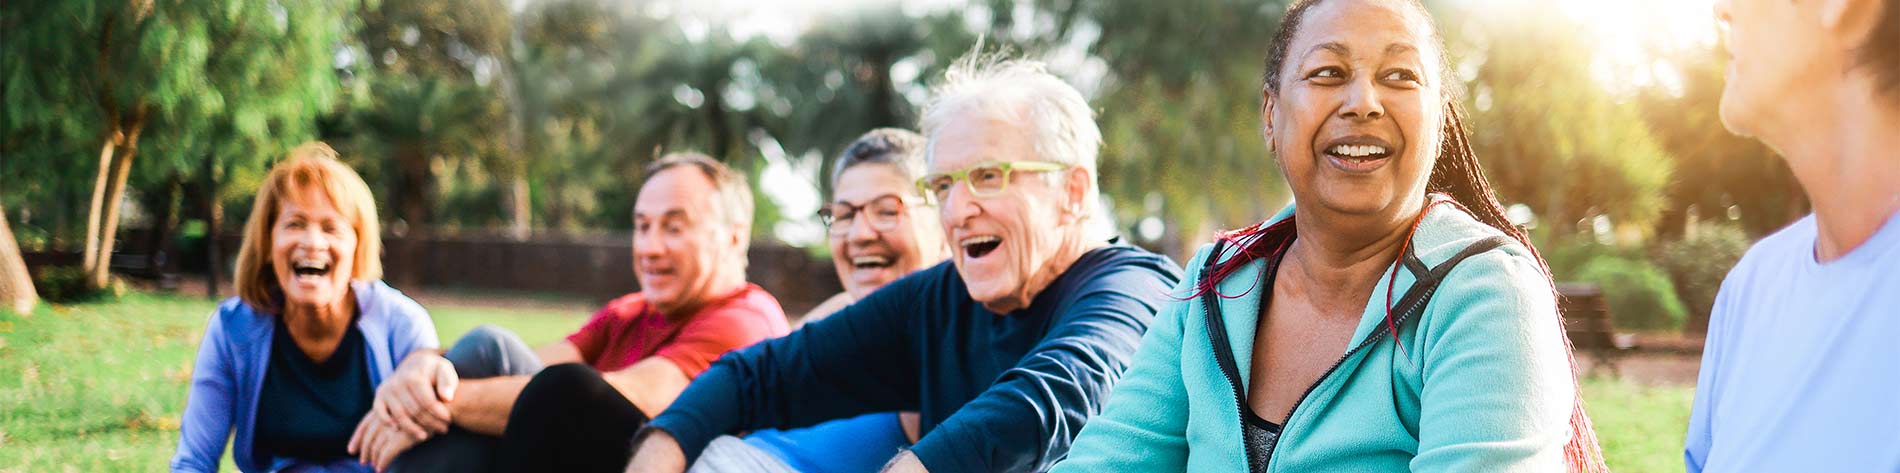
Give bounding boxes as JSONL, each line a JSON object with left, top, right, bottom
{"left": 375, "top": 352, "right": 459, "bottom": 437}
{"left": 347, "top": 406, "right": 427, "bottom": 472}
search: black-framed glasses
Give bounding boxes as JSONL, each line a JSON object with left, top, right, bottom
{"left": 816, "top": 194, "right": 928, "bottom": 235}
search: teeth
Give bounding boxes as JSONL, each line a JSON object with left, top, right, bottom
{"left": 1329, "top": 144, "right": 1389, "bottom": 158}
{"left": 851, "top": 256, "right": 890, "bottom": 266}
{"left": 293, "top": 258, "right": 330, "bottom": 271}
{"left": 959, "top": 235, "right": 1001, "bottom": 247}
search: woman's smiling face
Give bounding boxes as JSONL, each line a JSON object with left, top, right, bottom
{"left": 827, "top": 163, "right": 947, "bottom": 298}
{"left": 270, "top": 188, "right": 359, "bottom": 311}
{"left": 1265, "top": 0, "right": 1445, "bottom": 220}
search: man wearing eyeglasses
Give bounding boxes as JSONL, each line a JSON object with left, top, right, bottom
{"left": 626, "top": 56, "right": 1184, "bottom": 473}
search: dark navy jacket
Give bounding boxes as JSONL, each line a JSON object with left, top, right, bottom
{"left": 649, "top": 242, "right": 1182, "bottom": 472}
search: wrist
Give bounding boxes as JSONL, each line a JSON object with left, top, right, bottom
{"left": 633, "top": 429, "right": 685, "bottom": 466}
{"left": 399, "top": 351, "right": 446, "bottom": 371}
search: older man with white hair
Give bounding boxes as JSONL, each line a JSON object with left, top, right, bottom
{"left": 625, "top": 54, "right": 1184, "bottom": 473}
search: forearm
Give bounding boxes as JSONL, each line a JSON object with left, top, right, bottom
{"left": 626, "top": 429, "right": 687, "bottom": 473}
{"left": 448, "top": 375, "right": 533, "bottom": 435}
{"left": 914, "top": 325, "right": 1153, "bottom": 471}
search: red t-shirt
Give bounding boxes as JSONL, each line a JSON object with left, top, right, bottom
{"left": 564, "top": 283, "right": 788, "bottom": 376}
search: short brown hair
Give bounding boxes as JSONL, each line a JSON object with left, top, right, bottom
{"left": 644, "top": 152, "right": 754, "bottom": 236}
{"left": 233, "top": 142, "right": 383, "bottom": 314}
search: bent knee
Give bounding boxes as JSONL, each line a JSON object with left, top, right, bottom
{"left": 456, "top": 324, "right": 518, "bottom": 347}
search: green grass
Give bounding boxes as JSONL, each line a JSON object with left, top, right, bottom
{"left": 0, "top": 292, "right": 586, "bottom": 472}
{"left": 0, "top": 292, "right": 1695, "bottom": 471}
{"left": 1583, "top": 376, "right": 1697, "bottom": 473}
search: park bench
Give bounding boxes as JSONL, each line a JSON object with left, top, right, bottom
{"left": 1558, "top": 282, "right": 1625, "bottom": 376}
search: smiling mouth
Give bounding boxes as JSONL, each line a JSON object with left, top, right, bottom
{"left": 1320, "top": 136, "right": 1397, "bottom": 173}
{"left": 959, "top": 235, "right": 1002, "bottom": 259}
{"left": 850, "top": 255, "right": 894, "bottom": 270}
{"left": 291, "top": 258, "right": 332, "bottom": 280}
{"left": 1326, "top": 143, "right": 1391, "bottom": 161}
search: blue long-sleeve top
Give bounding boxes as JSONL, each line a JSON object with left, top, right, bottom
{"left": 171, "top": 280, "right": 438, "bottom": 472}
{"left": 647, "top": 242, "right": 1182, "bottom": 472}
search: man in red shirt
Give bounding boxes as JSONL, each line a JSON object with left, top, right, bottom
{"left": 351, "top": 153, "right": 790, "bottom": 472}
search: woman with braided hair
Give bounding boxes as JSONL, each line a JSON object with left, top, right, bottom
{"left": 1052, "top": 0, "right": 1605, "bottom": 470}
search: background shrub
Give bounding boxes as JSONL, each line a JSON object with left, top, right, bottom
{"left": 1544, "top": 237, "right": 1691, "bottom": 332}
{"left": 1653, "top": 224, "right": 1751, "bottom": 333}
{"left": 1574, "top": 256, "right": 1688, "bottom": 331}
{"left": 32, "top": 266, "right": 125, "bottom": 303}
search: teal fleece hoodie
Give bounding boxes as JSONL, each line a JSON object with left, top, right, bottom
{"left": 1053, "top": 200, "right": 1574, "bottom": 472}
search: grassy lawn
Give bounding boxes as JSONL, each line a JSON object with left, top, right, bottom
{"left": 1, "top": 292, "right": 1694, "bottom": 471}
{"left": 1583, "top": 376, "right": 1697, "bottom": 473}
{"left": 0, "top": 292, "right": 586, "bottom": 472}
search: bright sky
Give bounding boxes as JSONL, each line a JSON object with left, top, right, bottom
{"left": 657, "top": 0, "right": 962, "bottom": 45}
{"left": 1457, "top": 0, "right": 1724, "bottom": 95}
{"left": 1566, "top": 0, "right": 1723, "bottom": 95}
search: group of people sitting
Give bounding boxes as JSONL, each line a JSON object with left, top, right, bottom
{"left": 170, "top": 0, "right": 1900, "bottom": 471}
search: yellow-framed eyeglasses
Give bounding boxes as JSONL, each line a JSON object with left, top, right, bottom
{"left": 915, "top": 161, "right": 1069, "bottom": 205}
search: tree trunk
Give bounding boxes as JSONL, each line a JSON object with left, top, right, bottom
{"left": 391, "top": 143, "right": 430, "bottom": 289}
{"left": 0, "top": 204, "right": 39, "bottom": 315}
{"left": 204, "top": 154, "right": 223, "bottom": 299}
{"left": 507, "top": 176, "right": 531, "bottom": 240}
{"left": 705, "top": 87, "right": 731, "bottom": 160}
{"left": 89, "top": 115, "right": 145, "bottom": 289}
{"left": 1653, "top": 203, "right": 1689, "bottom": 242}
{"left": 145, "top": 175, "right": 181, "bottom": 275}
{"left": 394, "top": 143, "right": 433, "bottom": 230}
{"left": 152, "top": 176, "right": 181, "bottom": 290}
{"left": 82, "top": 136, "right": 119, "bottom": 273}
{"left": 89, "top": 146, "right": 134, "bottom": 288}
{"left": 499, "top": 35, "right": 531, "bottom": 241}
{"left": 867, "top": 50, "right": 897, "bottom": 128}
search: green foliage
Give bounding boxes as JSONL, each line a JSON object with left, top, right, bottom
{"left": 1574, "top": 255, "right": 1689, "bottom": 332}
{"left": 31, "top": 266, "right": 124, "bottom": 303}
{"left": 1080, "top": 0, "right": 1290, "bottom": 253}
{"left": 0, "top": 290, "right": 585, "bottom": 470}
{"left": 1636, "top": 45, "right": 1806, "bottom": 238}
{"left": 1453, "top": 1, "right": 1674, "bottom": 237}
{"left": 2, "top": 0, "right": 348, "bottom": 247}
{"left": 4, "top": 0, "right": 1802, "bottom": 262}
{"left": 1543, "top": 237, "right": 1636, "bottom": 280}
{"left": 1654, "top": 224, "right": 1752, "bottom": 325}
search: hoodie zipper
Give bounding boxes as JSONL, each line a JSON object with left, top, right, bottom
{"left": 1204, "top": 250, "right": 1441, "bottom": 473}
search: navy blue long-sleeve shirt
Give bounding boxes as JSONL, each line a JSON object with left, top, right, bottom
{"left": 647, "top": 242, "right": 1183, "bottom": 472}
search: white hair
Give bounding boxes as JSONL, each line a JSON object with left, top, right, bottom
{"left": 919, "top": 52, "right": 1115, "bottom": 239}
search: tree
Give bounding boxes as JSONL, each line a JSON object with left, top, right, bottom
{"left": 1052, "top": 0, "right": 1293, "bottom": 255}
{"left": 1638, "top": 44, "right": 1805, "bottom": 239}
{"left": 503, "top": 0, "right": 652, "bottom": 232}
{"left": 2, "top": 0, "right": 346, "bottom": 289}
{"left": 0, "top": 204, "right": 36, "bottom": 315}
{"left": 757, "top": 5, "right": 944, "bottom": 198}
{"left": 343, "top": 0, "right": 512, "bottom": 231}
{"left": 1454, "top": 1, "right": 1674, "bottom": 240}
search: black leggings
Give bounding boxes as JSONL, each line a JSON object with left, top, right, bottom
{"left": 493, "top": 363, "right": 651, "bottom": 473}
